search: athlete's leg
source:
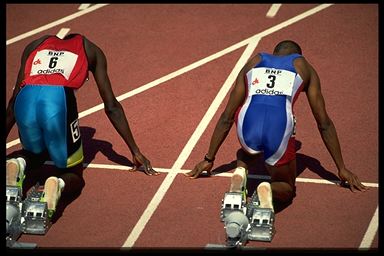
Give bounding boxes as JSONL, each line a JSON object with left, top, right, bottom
{"left": 265, "top": 158, "right": 297, "bottom": 205}
{"left": 56, "top": 164, "right": 85, "bottom": 200}
{"left": 34, "top": 87, "right": 84, "bottom": 216}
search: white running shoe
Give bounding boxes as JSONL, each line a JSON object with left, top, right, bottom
{"left": 257, "top": 182, "right": 274, "bottom": 212}
{"left": 6, "top": 157, "right": 26, "bottom": 190}
{"left": 230, "top": 167, "right": 247, "bottom": 200}
{"left": 41, "top": 177, "right": 65, "bottom": 219}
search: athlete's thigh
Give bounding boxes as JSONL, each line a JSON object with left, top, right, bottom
{"left": 265, "top": 158, "right": 296, "bottom": 188}
{"left": 14, "top": 86, "right": 45, "bottom": 153}
{"left": 37, "top": 86, "right": 82, "bottom": 168}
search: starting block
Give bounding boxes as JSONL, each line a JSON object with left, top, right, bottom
{"left": 6, "top": 186, "right": 23, "bottom": 242}
{"left": 220, "top": 190, "right": 275, "bottom": 247}
{"left": 6, "top": 186, "right": 22, "bottom": 206}
{"left": 246, "top": 190, "right": 275, "bottom": 242}
{"left": 20, "top": 184, "right": 51, "bottom": 235}
{"left": 220, "top": 192, "right": 246, "bottom": 222}
{"left": 248, "top": 208, "right": 275, "bottom": 242}
{"left": 6, "top": 183, "right": 51, "bottom": 249}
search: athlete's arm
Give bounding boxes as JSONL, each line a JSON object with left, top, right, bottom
{"left": 6, "top": 36, "right": 50, "bottom": 138}
{"left": 83, "top": 36, "right": 159, "bottom": 175}
{"left": 185, "top": 55, "right": 260, "bottom": 179}
{"left": 302, "top": 59, "right": 367, "bottom": 192}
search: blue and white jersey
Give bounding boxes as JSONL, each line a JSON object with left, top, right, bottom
{"left": 236, "top": 53, "right": 305, "bottom": 166}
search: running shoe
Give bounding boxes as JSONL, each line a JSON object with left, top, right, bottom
{"left": 6, "top": 157, "right": 26, "bottom": 192}
{"left": 230, "top": 167, "right": 248, "bottom": 201}
{"left": 257, "top": 182, "right": 274, "bottom": 212}
{"left": 40, "top": 177, "right": 65, "bottom": 219}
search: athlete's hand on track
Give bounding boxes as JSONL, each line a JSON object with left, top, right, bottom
{"left": 338, "top": 167, "right": 368, "bottom": 192}
{"left": 184, "top": 160, "right": 213, "bottom": 179}
{"left": 130, "top": 152, "right": 160, "bottom": 176}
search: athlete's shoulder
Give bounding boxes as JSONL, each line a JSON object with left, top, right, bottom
{"left": 27, "top": 35, "right": 51, "bottom": 49}
{"left": 21, "top": 35, "right": 52, "bottom": 59}
{"left": 293, "top": 55, "right": 319, "bottom": 88}
{"left": 243, "top": 53, "right": 262, "bottom": 72}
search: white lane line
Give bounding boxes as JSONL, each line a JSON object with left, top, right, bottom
{"left": 56, "top": 28, "right": 71, "bottom": 39}
{"left": 46, "top": 159, "right": 380, "bottom": 248}
{"left": 216, "top": 172, "right": 378, "bottom": 188}
{"left": 46, "top": 161, "right": 379, "bottom": 188}
{"left": 78, "top": 4, "right": 91, "bottom": 10}
{"left": 121, "top": 38, "right": 261, "bottom": 249}
{"left": 6, "top": 4, "right": 109, "bottom": 46}
{"left": 359, "top": 206, "right": 379, "bottom": 249}
{"left": 266, "top": 4, "right": 282, "bottom": 18}
{"left": 7, "top": 139, "right": 20, "bottom": 149}
{"left": 6, "top": 4, "right": 334, "bottom": 150}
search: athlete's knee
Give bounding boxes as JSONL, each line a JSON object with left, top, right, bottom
{"left": 271, "top": 181, "right": 296, "bottom": 204}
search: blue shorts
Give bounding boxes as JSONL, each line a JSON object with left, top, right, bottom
{"left": 236, "top": 95, "right": 296, "bottom": 166}
{"left": 14, "top": 85, "right": 83, "bottom": 168}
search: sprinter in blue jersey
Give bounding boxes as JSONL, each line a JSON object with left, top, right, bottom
{"left": 186, "top": 40, "right": 367, "bottom": 211}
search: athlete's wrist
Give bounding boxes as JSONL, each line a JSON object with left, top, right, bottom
{"left": 204, "top": 154, "right": 215, "bottom": 163}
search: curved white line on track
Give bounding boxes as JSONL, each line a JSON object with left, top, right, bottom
{"left": 6, "top": 4, "right": 334, "bottom": 150}
{"left": 45, "top": 160, "right": 379, "bottom": 188}
{"left": 56, "top": 28, "right": 70, "bottom": 39}
{"left": 6, "top": 4, "right": 109, "bottom": 46}
{"left": 359, "top": 207, "right": 379, "bottom": 248}
{"left": 266, "top": 4, "right": 282, "bottom": 18}
{"left": 121, "top": 36, "right": 261, "bottom": 249}
{"left": 78, "top": 4, "right": 91, "bottom": 10}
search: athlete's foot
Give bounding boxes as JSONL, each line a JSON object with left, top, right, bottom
{"left": 41, "top": 177, "right": 65, "bottom": 219}
{"left": 6, "top": 158, "right": 26, "bottom": 190}
{"left": 257, "top": 182, "right": 274, "bottom": 212}
{"left": 230, "top": 167, "right": 247, "bottom": 192}
{"left": 230, "top": 167, "right": 247, "bottom": 200}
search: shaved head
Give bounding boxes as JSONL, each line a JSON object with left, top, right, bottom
{"left": 273, "top": 40, "right": 302, "bottom": 55}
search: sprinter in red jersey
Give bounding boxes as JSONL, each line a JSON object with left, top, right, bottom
{"left": 6, "top": 33, "right": 159, "bottom": 219}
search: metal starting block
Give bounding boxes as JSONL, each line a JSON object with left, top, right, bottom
{"left": 246, "top": 191, "right": 275, "bottom": 242}
{"left": 6, "top": 183, "right": 51, "bottom": 249}
{"left": 248, "top": 208, "right": 275, "bottom": 242}
{"left": 220, "top": 192, "right": 246, "bottom": 221}
{"left": 220, "top": 190, "right": 276, "bottom": 246}
{"left": 20, "top": 184, "right": 51, "bottom": 235}
{"left": 6, "top": 186, "right": 22, "bottom": 206}
{"left": 6, "top": 186, "right": 23, "bottom": 243}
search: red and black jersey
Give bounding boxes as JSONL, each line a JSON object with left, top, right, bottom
{"left": 22, "top": 34, "right": 88, "bottom": 89}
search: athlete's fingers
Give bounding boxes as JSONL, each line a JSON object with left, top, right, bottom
{"left": 185, "top": 166, "right": 199, "bottom": 177}
{"left": 145, "top": 166, "right": 160, "bottom": 176}
{"left": 190, "top": 168, "right": 203, "bottom": 179}
{"left": 142, "top": 161, "right": 154, "bottom": 175}
{"left": 186, "top": 169, "right": 200, "bottom": 178}
{"left": 340, "top": 179, "right": 368, "bottom": 192}
{"left": 129, "top": 165, "right": 138, "bottom": 172}
{"left": 348, "top": 175, "right": 367, "bottom": 192}
{"left": 351, "top": 180, "right": 368, "bottom": 192}
{"left": 151, "top": 169, "right": 161, "bottom": 175}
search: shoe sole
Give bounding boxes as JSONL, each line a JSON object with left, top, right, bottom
{"left": 257, "top": 182, "right": 274, "bottom": 210}
{"left": 6, "top": 161, "right": 19, "bottom": 186}
{"left": 43, "top": 177, "right": 60, "bottom": 211}
{"left": 230, "top": 168, "right": 247, "bottom": 192}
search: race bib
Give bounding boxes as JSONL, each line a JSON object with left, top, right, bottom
{"left": 30, "top": 50, "right": 78, "bottom": 80}
{"left": 247, "top": 67, "right": 296, "bottom": 96}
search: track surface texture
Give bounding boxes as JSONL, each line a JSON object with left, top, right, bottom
{"left": 6, "top": 3, "right": 378, "bottom": 252}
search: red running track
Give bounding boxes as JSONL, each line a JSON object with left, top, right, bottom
{"left": 6, "top": 4, "right": 378, "bottom": 250}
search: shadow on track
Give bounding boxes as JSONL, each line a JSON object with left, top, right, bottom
{"left": 210, "top": 140, "right": 340, "bottom": 213}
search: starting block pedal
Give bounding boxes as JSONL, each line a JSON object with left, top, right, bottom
{"left": 6, "top": 185, "right": 22, "bottom": 206}
{"left": 220, "top": 192, "right": 246, "bottom": 221}
{"left": 20, "top": 184, "right": 51, "bottom": 235}
{"left": 246, "top": 191, "right": 275, "bottom": 242}
{"left": 248, "top": 208, "right": 275, "bottom": 242}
